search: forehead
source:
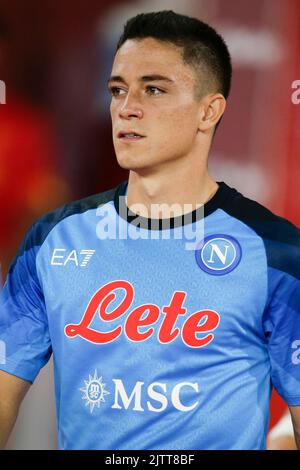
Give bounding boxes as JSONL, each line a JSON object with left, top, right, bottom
{"left": 111, "top": 38, "right": 196, "bottom": 84}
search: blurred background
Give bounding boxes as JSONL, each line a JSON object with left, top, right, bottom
{"left": 0, "top": 0, "right": 299, "bottom": 450}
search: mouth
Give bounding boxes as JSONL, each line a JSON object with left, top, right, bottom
{"left": 117, "top": 131, "right": 146, "bottom": 141}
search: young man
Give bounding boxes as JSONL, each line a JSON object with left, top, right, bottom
{"left": 0, "top": 10, "right": 300, "bottom": 450}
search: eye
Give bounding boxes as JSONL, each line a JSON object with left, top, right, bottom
{"left": 108, "top": 85, "right": 165, "bottom": 97}
{"left": 109, "top": 87, "right": 126, "bottom": 97}
{"left": 146, "top": 86, "right": 165, "bottom": 95}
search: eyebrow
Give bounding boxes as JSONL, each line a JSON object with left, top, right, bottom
{"left": 107, "top": 74, "right": 175, "bottom": 86}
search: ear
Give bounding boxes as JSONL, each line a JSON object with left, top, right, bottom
{"left": 197, "top": 93, "right": 227, "bottom": 133}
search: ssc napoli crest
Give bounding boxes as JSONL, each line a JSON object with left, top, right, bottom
{"left": 195, "top": 234, "right": 242, "bottom": 275}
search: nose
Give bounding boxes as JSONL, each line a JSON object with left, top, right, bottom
{"left": 118, "top": 91, "right": 143, "bottom": 120}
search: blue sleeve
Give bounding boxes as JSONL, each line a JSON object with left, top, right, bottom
{"left": 263, "top": 267, "right": 300, "bottom": 405}
{"left": 0, "top": 223, "right": 52, "bottom": 383}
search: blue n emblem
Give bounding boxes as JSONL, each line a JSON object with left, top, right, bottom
{"left": 195, "top": 235, "right": 242, "bottom": 275}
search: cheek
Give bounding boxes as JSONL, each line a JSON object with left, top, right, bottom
{"left": 161, "top": 100, "right": 197, "bottom": 128}
{"left": 155, "top": 107, "right": 198, "bottom": 145}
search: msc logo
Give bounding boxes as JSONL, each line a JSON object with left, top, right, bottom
{"left": 80, "top": 370, "right": 110, "bottom": 413}
{"left": 195, "top": 234, "right": 242, "bottom": 275}
{"left": 79, "top": 370, "right": 199, "bottom": 414}
{"left": 51, "top": 249, "right": 95, "bottom": 267}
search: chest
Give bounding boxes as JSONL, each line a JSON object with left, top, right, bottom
{"left": 37, "top": 232, "right": 268, "bottom": 351}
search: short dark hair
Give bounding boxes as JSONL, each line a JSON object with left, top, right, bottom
{"left": 116, "top": 10, "right": 232, "bottom": 103}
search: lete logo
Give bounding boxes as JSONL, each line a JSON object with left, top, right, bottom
{"left": 65, "top": 280, "right": 220, "bottom": 348}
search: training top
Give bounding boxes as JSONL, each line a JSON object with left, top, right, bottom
{"left": 0, "top": 180, "right": 300, "bottom": 450}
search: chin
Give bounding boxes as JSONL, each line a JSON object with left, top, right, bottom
{"left": 116, "top": 153, "right": 153, "bottom": 171}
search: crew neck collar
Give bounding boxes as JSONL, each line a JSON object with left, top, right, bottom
{"left": 114, "top": 180, "right": 231, "bottom": 230}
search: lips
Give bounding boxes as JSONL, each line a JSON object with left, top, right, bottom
{"left": 117, "top": 130, "right": 145, "bottom": 139}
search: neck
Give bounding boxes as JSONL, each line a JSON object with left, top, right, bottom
{"left": 126, "top": 162, "right": 218, "bottom": 219}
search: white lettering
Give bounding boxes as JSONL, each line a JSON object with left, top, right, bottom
{"left": 208, "top": 243, "right": 230, "bottom": 264}
{"left": 0, "top": 80, "right": 6, "bottom": 104}
{"left": 291, "top": 80, "right": 300, "bottom": 105}
{"left": 292, "top": 340, "right": 300, "bottom": 365}
{"left": 110, "top": 379, "right": 199, "bottom": 413}
{"left": 51, "top": 249, "right": 66, "bottom": 266}
{"left": 112, "top": 379, "right": 144, "bottom": 411}
{"left": 171, "top": 382, "right": 199, "bottom": 412}
{"left": 64, "top": 249, "right": 79, "bottom": 266}
{"left": 147, "top": 382, "right": 168, "bottom": 412}
{"left": 0, "top": 340, "right": 6, "bottom": 364}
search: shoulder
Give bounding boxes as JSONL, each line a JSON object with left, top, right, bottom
{"left": 39, "top": 185, "right": 117, "bottom": 226}
{"left": 10, "top": 183, "right": 123, "bottom": 270}
{"left": 219, "top": 182, "right": 300, "bottom": 279}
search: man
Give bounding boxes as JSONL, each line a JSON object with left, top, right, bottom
{"left": 0, "top": 10, "right": 300, "bottom": 450}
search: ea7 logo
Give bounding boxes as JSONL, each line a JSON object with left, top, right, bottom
{"left": 51, "top": 249, "right": 96, "bottom": 267}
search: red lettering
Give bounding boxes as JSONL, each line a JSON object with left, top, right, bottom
{"left": 64, "top": 280, "right": 133, "bottom": 343}
{"left": 182, "top": 310, "right": 220, "bottom": 347}
{"left": 64, "top": 280, "right": 221, "bottom": 347}
{"left": 125, "top": 304, "right": 160, "bottom": 341}
{"left": 159, "top": 292, "right": 187, "bottom": 343}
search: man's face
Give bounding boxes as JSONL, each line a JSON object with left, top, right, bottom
{"left": 108, "top": 38, "right": 203, "bottom": 172}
